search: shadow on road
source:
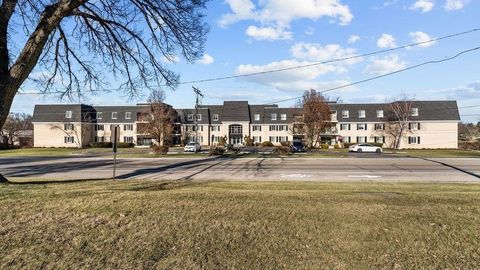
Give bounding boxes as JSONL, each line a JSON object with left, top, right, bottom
{"left": 419, "top": 157, "right": 480, "bottom": 180}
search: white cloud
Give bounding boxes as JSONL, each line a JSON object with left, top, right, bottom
{"left": 410, "top": 0, "right": 435, "bottom": 13}
{"left": 246, "top": 25, "right": 292, "bottom": 41}
{"left": 219, "top": 0, "right": 353, "bottom": 41}
{"left": 348, "top": 35, "right": 360, "bottom": 44}
{"left": 304, "top": 27, "right": 315, "bottom": 36}
{"left": 290, "top": 42, "right": 362, "bottom": 67}
{"left": 197, "top": 54, "right": 214, "bottom": 65}
{"left": 444, "top": 0, "right": 469, "bottom": 10}
{"left": 364, "top": 54, "right": 406, "bottom": 75}
{"left": 234, "top": 42, "right": 361, "bottom": 93}
{"left": 409, "top": 31, "right": 436, "bottom": 48}
{"left": 377, "top": 34, "right": 397, "bottom": 48}
{"left": 425, "top": 81, "right": 480, "bottom": 99}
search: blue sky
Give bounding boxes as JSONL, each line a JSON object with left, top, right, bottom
{"left": 11, "top": 0, "right": 480, "bottom": 122}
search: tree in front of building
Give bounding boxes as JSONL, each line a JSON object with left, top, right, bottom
{"left": 299, "top": 90, "right": 332, "bottom": 148}
{"left": 145, "top": 90, "right": 174, "bottom": 147}
{"left": 0, "top": 0, "right": 209, "bottom": 182}
{"left": 384, "top": 96, "right": 415, "bottom": 149}
{"left": 1, "top": 113, "right": 32, "bottom": 148}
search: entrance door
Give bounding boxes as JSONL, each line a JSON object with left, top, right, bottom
{"left": 229, "top": 124, "right": 243, "bottom": 146}
{"left": 230, "top": 135, "right": 243, "bottom": 145}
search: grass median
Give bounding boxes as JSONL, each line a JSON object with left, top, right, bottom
{"left": 1, "top": 180, "right": 479, "bottom": 269}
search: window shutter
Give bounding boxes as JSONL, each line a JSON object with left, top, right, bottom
{"left": 417, "top": 123, "right": 421, "bottom": 130}
{"left": 348, "top": 124, "right": 351, "bottom": 130}
{"left": 364, "top": 136, "right": 367, "bottom": 142}
{"left": 383, "top": 136, "right": 385, "bottom": 143}
{"left": 417, "top": 137, "right": 421, "bottom": 144}
{"left": 365, "top": 124, "right": 367, "bottom": 131}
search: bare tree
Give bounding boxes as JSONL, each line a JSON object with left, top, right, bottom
{"left": 384, "top": 95, "right": 415, "bottom": 149}
{"left": 144, "top": 89, "right": 173, "bottom": 146}
{"left": 459, "top": 122, "right": 480, "bottom": 142}
{"left": 0, "top": 0, "right": 208, "bottom": 181}
{"left": 48, "top": 111, "right": 92, "bottom": 148}
{"left": 299, "top": 89, "right": 332, "bottom": 148}
{"left": 1, "top": 112, "right": 32, "bottom": 148}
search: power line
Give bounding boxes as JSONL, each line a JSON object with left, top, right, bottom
{"left": 261, "top": 45, "right": 480, "bottom": 105}
{"left": 165, "top": 27, "right": 480, "bottom": 85}
{"left": 15, "top": 26, "right": 480, "bottom": 96}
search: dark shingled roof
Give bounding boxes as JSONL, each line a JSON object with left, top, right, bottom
{"left": 222, "top": 101, "right": 250, "bottom": 122}
{"left": 32, "top": 100, "right": 460, "bottom": 124}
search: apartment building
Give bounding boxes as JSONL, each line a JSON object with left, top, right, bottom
{"left": 32, "top": 100, "right": 460, "bottom": 149}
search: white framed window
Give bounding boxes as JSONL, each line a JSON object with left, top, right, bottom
{"left": 376, "top": 110, "right": 384, "bottom": 118}
{"left": 342, "top": 110, "right": 349, "bottom": 118}
{"left": 358, "top": 110, "right": 366, "bottom": 118}
{"left": 64, "top": 124, "right": 74, "bottom": 130}
{"left": 409, "top": 122, "right": 421, "bottom": 131}
{"left": 254, "top": 114, "right": 260, "bottom": 121}
{"left": 340, "top": 123, "right": 351, "bottom": 131}
{"left": 374, "top": 136, "right": 385, "bottom": 143}
{"left": 269, "top": 125, "right": 288, "bottom": 131}
{"left": 280, "top": 113, "right": 287, "bottom": 121}
{"left": 271, "top": 113, "right": 277, "bottom": 121}
{"left": 357, "top": 124, "right": 367, "bottom": 130}
{"left": 125, "top": 112, "right": 131, "bottom": 119}
{"left": 96, "top": 112, "right": 102, "bottom": 119}
{"left": 408, "top": 136, "right": 421, "bottom": 144}
{"left": 253, "top": 136, "right": 262, "bottom": 143}
{"left": 112, "top": 112, "right": 118, "bottom": 119}
{"left": 211, "top": 125, "right": 220, "bottom": 132}
{"left": 212, "top": 114, "right": 219, "bottom": 121}
{"left": 124, "top": 124, "right": 134, "bottom": 131}
{"left": 124, "top": 136, "right": 133, "bottom": 143}
{"left": 65, "top": 111, "right": 72, "bottom": 119}
{"left": 64, "top": 136, "right": 75, "bottom": 143}
{"left": 252, "top": 125, "right": 262, "bottom": 132}
{"left": 374, "top": 123, "right": 385, "bottom": 130}
{"left": 343, "top": 136, "right": 351, "bottom": 143}
{"left": 95, "top": 124, "right": 104, "bottom": 131}
{"left": 94, "top": 136, "right": 105, "bottom": 143}
{"left": 356, "top": 136, "right": 367, "bottom": 143}
{"left": 187, "top": 114, "right": 194, "bottom": 121}
{"left": 411, "top": 108, "right": 419, "bottom": 117}
{"left": 197, "top": 114, "right": 202, "bottom": 121}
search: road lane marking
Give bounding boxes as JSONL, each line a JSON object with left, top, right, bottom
{"left": 281, "top": 174, "right": 311, "bottom": 179}
{"left": 348, "top": 175, "right": 382, "bottom": 179}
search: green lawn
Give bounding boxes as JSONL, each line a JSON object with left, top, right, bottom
{"left": 1, "top": 180, "right": 479, "bottom": 269}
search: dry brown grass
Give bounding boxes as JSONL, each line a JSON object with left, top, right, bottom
{"left": 1, "top": 180, "right": 480, "bottom": 269}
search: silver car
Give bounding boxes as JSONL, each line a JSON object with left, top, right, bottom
{"left": 349, "top": 143, "right": 382, "bottom": 153}
{"left": 184, "top": 142, "right": 201, "bottom": 152}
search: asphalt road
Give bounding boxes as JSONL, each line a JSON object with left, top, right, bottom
{"left": 1, "top": 156, "right": 479, "bottom": 182}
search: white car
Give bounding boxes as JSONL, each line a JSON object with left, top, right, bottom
{"left": 184, "top": 142, "right": 201, "bottom": 152}
{"left": 349, "top": 143, "right": 382, "bottom": 153}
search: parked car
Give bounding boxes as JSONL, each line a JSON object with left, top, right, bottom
{"left": 184, "top": 142, "right": 201, "bottom": 152}
{"left": 290, "top": 141, "right": 306, "bottom": 152}
{"left": 349, "top": 143, "right": 382, "bottom": 153}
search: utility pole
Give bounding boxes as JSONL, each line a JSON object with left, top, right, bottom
{"left": 192, "top": 86, "right": 204, "bottom": 150}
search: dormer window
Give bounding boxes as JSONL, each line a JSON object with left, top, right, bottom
{"left": 187, "top": 114, "right": 194, "bottom": 121}
{"left": 271, "top": 113, "right": 277, "bottom": 121}
{"left": 96, "top": 112, "right": 102, "bottom": 119}
{"left": 112, "top": 112, "right": 117, "bottom": 119}
{"left": 358, "top": 110, "right": 366, "bottom": 118}
{"left": 196, "top": 114, "right": 202, "bottom": 121}
{"left": 65, "top": 111, "right": 72, "bottom": 119}
{"left": 376, "top": 110, "right": 384, "bottom": 118}
{"left": 411, "top": 108, "right": 419, "bottom": 116}
{"left": 213, "top": 114, "right": 219, "bottom": 121}
{"left": 254, "top": 114, "right": 260, "bottom": 121}
{"left": 280, "top": 113, "right": 287, "bottom": 121}
{"left": 125, "top": 112, "right": 131, "bottom": 119}
{"left": 342, "top": 110, "right": 349, "bottom": 118}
